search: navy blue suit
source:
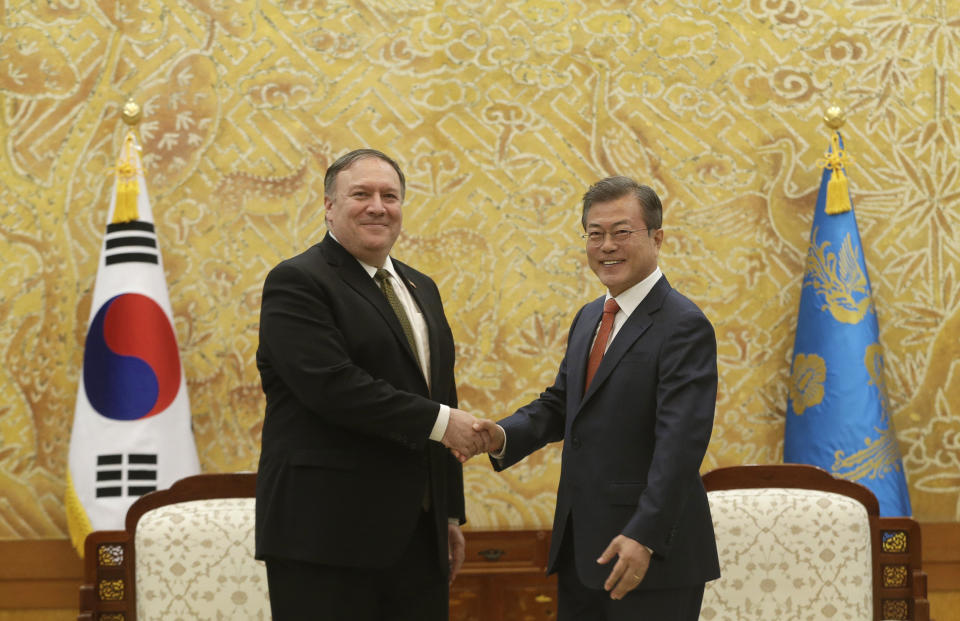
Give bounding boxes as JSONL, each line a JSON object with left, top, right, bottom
{"left": 493, "top": 276, "right": 720, "bottom": 594}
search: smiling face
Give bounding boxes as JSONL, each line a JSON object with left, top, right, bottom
{"left": 324, "top": 156, "right": 403, "bottom": 267}
{"left": 584, "top": 193, "right": 663, "bottom": 297}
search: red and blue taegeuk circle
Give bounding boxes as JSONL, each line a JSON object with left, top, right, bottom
{"left": 83, "top": 293, "right": 181, "bottom": 421}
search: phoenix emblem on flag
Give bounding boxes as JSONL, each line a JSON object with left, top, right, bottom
{"left": 803, "top": 228, "right": 873, "bottom": 324}
{"left": 832, "top": 429, "right": 904, "bottom": 482}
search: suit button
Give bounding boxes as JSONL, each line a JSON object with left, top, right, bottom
{"left": 571, "top": 436, "right": 581, "bottom": 449}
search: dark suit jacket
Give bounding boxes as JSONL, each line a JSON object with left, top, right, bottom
{"left": 493, "top": 276, "right": 720, "bottom": 590}
{"left": 255, "top": 234, "right": 463, "bottom": 575}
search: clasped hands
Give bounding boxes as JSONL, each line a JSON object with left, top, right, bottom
{"left": 440, "top": 409, "right": 504, "bottom": 463}
{"left": 440, "top": 410, "right": 651, "bottom": 598}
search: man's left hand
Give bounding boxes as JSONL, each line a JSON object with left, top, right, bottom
{"left": 597, "top": 534, "right": 652, "bottom": 600}
{"left": 448, "top": 523, "right": 466, "bottom": 585}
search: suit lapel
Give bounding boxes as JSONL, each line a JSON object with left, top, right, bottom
{"left": 578, "top": 277, "right": 672, "bottom": 409}
{"left": 321, "top": 236, "right": 422, "bottom": 372}
{"left": 567, "top": 297, "right": 603, "bottom": 423}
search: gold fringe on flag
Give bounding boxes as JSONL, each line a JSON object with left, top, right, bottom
{"left": 818, "top": 132, "right": 853, "bottom": 215}
{"left": 111, "top": 131, "right": 140, "bottom": 223}
{"left": 64, "top": 470, "right": 93, "bottom": 557}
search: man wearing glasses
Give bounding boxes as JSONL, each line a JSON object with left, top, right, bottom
{"left": 475, "top": 176, "right": 720, "bottom": 620}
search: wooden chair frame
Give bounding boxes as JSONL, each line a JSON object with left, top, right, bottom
{"left": 77, "top": 472, "right": 257, "bottom": 621}
{"left": 703, "top": 464, "right": 929, "bottom": 621}
{"left": 77, "top": 466, "right": 930, "bottom": 621}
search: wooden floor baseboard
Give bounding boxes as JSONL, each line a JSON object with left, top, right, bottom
{"left": 922, "top": 522, "right": 960, "bottom": 592}
{"left": 0, "top": 540, "right": 82, "bottom": 610}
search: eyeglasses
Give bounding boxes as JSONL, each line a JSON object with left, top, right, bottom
{"left": 581, "top": 228, "right": 648, "bottom": 245}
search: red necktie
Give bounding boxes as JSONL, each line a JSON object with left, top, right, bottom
{"left": 585, "top": 298, "right": 620, "bottom": 390}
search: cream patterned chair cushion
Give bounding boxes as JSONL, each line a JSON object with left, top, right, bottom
{"left": 700, "top": 488, "right": 873, "bottom": 621}
{"left": 134, "top": 497, "right": 270, "bottom": 620}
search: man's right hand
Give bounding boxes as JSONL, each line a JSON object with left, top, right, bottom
{"left": 441, "top": 409, "right": 486, "bottom": 462}
{"left": 472, "top": 419, "right": 505, "bottom": 454}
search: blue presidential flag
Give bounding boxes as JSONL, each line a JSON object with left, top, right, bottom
{"left": 65, "top": 130, "right": 200, "bottom": 555}
{"left": 784, "top": 131, "right": 912, "bottom": 517}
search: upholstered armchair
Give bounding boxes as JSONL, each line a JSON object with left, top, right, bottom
{"left": 700, "top": 464, "right": 929, "bottom": 621}
{"left": 77, "top": 466, "right": 930, "bottom": 620}
{"left": 77, "top": 472, "right": 268, "bottom": 621}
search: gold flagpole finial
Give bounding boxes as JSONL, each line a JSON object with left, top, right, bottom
{"left": 823, "top": 106, "right": 845, "bottom": 130}
{"left": 121, "top": 98, "right": 142, "bottom": 126}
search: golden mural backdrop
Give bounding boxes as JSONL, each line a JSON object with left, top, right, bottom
{"left": 1, "top": 0, "right": 959, "bottom": 538}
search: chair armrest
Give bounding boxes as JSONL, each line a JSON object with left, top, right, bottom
{"left": 877, "top": 517, "right": 930, "bottom": 621}
{"left": 77, "top": 530, "right": 133, "bottom": 621}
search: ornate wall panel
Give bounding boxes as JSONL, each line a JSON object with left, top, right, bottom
{"left": 1, "top": 0, "right": 958, "bottom": 536}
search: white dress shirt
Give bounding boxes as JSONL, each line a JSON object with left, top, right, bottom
{"left": 591, "top": 267, "right": 663, "bottom": 353}
{"left": 492, "top": 266, "right": 664, "bottom": 458}
{"left": 353, "top": 254, "right": 450, "bottom": 442}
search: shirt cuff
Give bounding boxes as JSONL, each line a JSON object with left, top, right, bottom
{"left": 489, "top": 424, "right": 507, "bottom": 460}
{"left": 448, "top": 518, "right": 460, "bottom": 526}
{"left": 429, "top": 404, "right": 450, "bottom": 442}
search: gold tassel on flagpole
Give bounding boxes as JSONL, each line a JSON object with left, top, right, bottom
{"left": 819, "top": 106, "right": 853, "bottom": 215}
{"left": 110, "top": 100, "right": 144, "bottom": 224}
{"left": 825, "top": 153, "right": 850, "bottom": 215}
{"left": 112, "top": 133, "right": 140, "bottom": 223}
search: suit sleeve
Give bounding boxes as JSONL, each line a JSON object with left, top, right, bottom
{"left": 622, "top": 306, "right": 717, "bottom": 555}
{"left": 491, "top": 308, "right": 584, "bottom": 470}
{"left": 258, "top": 260, "right": 440, "bottom": 450}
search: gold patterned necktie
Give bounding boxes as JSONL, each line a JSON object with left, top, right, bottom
{"left": 375, "top": 268, "right": 418, "bottom": 356}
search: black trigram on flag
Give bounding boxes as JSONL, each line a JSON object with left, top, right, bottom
{"left": 104, "top": 221, "right": 158, "bottom": 265}
{"left": 95, "top": 453, "right": 158, "bottom": 497}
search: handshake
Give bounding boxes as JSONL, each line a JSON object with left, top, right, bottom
{"left": 440, "top": 408, "right": 505, "bottom": 463}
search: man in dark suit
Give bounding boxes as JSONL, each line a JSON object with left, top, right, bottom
{"left": 255, "top": 149, "right": 485, "bottom": 620}
{"left": 476, "top": 176, "right": 720, "bottom": 620}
